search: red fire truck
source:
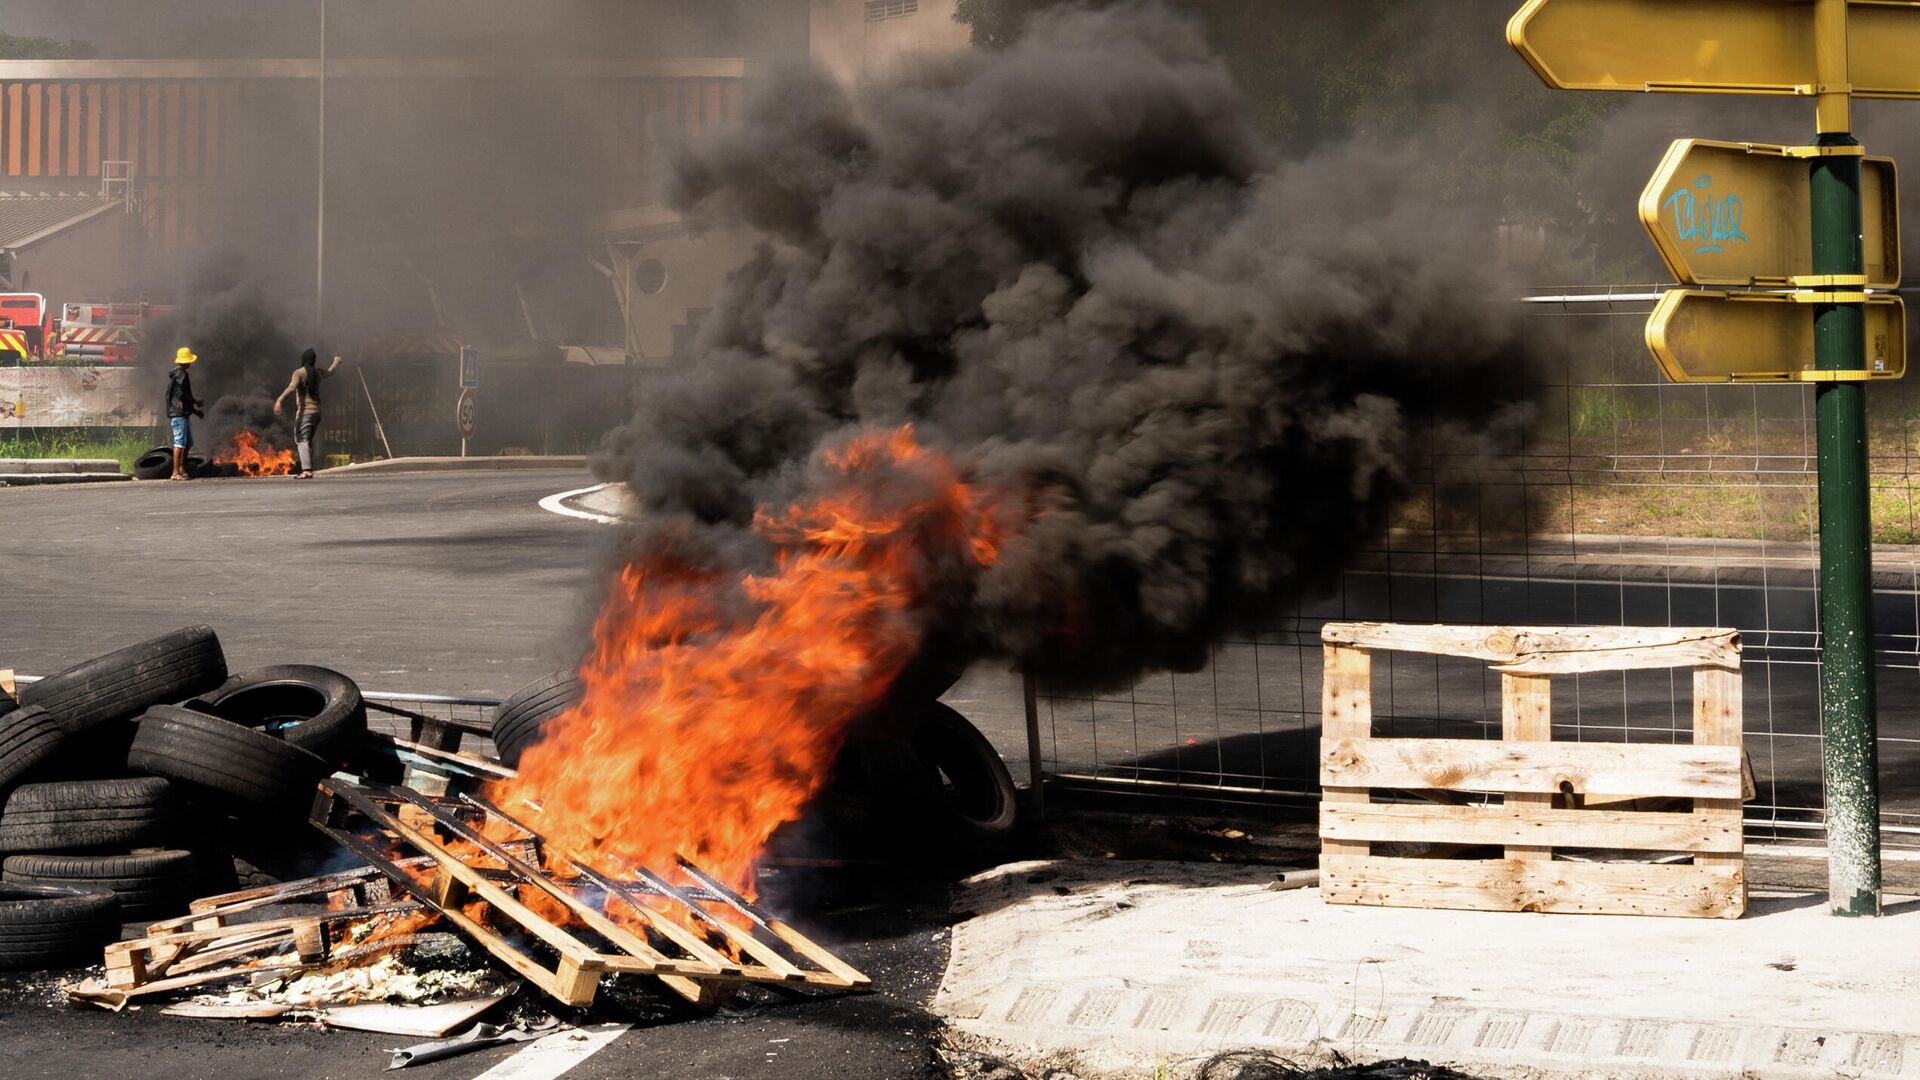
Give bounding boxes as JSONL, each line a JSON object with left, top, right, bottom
{"left": 0, "top": 293, "right": 54, "bottom": 361}
{"left": 58, "top": 299, "right": 174, "bottom": 363}
{"left": 0, "top": 294, "right": 173, "bottom": 363}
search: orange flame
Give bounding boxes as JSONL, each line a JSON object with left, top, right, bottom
{"left": 216, "top": 430, "right": 296, "bottom": 477}
{"left": 494, "top": 425, "right": 1004, "bottom": 893}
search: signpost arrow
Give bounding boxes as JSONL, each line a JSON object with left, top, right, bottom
{"left": 1510, "top": 0, "right": 1920, "bottom": 99}
{"left": 1641, "top": 139, "right": 1900, "bottom": 288}
{"left": 1645, "top": 290, "right": 1906, "bottom": 382}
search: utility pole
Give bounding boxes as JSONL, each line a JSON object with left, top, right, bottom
{"left": 1808, "top": 0, "right": 1881, "bottom": 917}
{"left": 316, "top": 0, "right": 327, "bottom": 333}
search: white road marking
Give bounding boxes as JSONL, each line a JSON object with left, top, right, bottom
{"left": 471, "top": 1024, "right": 630, "bottom": 1080}
{"left": 537, "top": 482, "right": 620, "bottom": 525}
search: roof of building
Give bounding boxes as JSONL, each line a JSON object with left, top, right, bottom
{"left": 0, "top": 194, "right": 124, "bottom": 251}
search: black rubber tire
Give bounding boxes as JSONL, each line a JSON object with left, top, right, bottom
{"left": 0, "top": 708, "right": 67, "bottom": 802}
{"left": 200, "top": 666, "right": 367, "bottom": 766}
{"left": 127, "top": 705, "right": 330, "bottom": 819}
{"left": 853, "top": 702, "right": 1021, "bottom": 871}
{"left": 130, "top": 447, "right": 210, "bottom": 480}
{"left": 0, "top": 881, "right": 119, "bottom": 970}
{"left": 0, "top": 777, "right": 177, "bottom": 854}
{"left": 0, "top": 694, "right": 16, "bottom": 719}
{"left": 490, "top": 671, "right": 581, "bottom": 767}
{"left": 21, "top": 625, "right": 228, "bottom": 735}
{"left": 4, "top": 850, "right": 196, "bottom": 923}
{"left": 131, "top": 446, "right": 172, "bottom": 481}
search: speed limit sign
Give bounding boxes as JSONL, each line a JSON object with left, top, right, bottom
{"left": 456, "top": 388, "right": 477, "bottom": 441}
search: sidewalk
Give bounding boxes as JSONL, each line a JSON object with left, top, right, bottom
{"left": 1363, "top": 531, "right": 1920, "bottom": 589}
{"left": 322, "top": 455, "right": 587, "bottom": 475}
{"left": 0, "top": 458, "right": 126, "bottom": 486}
{"left": 935, "top": 860, "right": 1920, "bottom": 1079}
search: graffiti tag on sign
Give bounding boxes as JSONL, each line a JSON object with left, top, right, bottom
{"left": 1662, "top": 173, "right": 1749, "bottom": 255}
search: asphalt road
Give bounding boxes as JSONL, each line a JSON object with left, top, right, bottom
{"left": 1, "top": 467, "right": 1910, "bottom": 1080}
{"left": 0, "top": 469, "right": 991, "bottom": 1080}
{"left": 1, "top": 470, "right": 602, "bottom": 698}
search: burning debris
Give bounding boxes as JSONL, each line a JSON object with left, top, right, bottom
{"left": 214, "top": 432, "right": 298, "bottom": 478}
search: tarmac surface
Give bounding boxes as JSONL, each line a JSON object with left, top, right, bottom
{"left": 0, "top": 467, "right": 1010, "bottom": 1080}
{"left": 4, "top": 466, "right": 1915, "bottom": 1079}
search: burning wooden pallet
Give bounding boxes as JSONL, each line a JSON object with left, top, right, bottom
{"left": 68, "top": 866, "right": 435, "bottom": 1008}
{"left": 1317, "top": 622, "right": 1751, "bottom": 919}
{"left": 312, "top": 778, "right": 870, "bottom": 1007}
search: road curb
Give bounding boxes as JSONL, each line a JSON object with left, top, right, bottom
{"left": 0, "top": 471, "right": 128, "bottom": 486}
{"left": 322, "top": 455, "right": 588, "bottom": 476}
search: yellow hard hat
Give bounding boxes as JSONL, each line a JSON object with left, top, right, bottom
{"left": 175, "top": 347, "right": 197, "bottom": 364}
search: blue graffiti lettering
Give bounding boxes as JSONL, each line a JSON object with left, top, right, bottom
{"left": 1662, "top": 173, "right": 1750, "bottom": 256}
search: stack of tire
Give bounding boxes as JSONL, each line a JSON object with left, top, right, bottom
{"left": 0, "top": 626, "right": 368, "bottom": 970}
{"left": 488, "top": 669, "right": 1022, "bottom": 873}
{"left": 129, "top": 447, "right": 241, "bottom": 481}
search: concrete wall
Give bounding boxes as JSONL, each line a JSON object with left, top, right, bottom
{"left": 11, "top": 208, "right": 134, "bottom": 304}
{"left": 810, "top": 0, "right": 969, "bottom": 83}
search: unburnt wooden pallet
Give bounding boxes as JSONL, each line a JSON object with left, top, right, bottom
{"left": 311, "top": 778, "right": 870, "bottom": 1008}
{"left": 67, "top": 868, "right": 436, "bottom": 1008}
{"left": 1318, "top": 622, "right": 1750, "bottom": 919}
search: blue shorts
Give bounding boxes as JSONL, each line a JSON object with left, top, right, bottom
{"left": 169, "top": 416, "right": 193, "bottom": 449}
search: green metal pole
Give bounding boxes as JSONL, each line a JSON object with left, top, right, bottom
{"left": 1810, "top": 130, "right": 1882, "bottom": 916}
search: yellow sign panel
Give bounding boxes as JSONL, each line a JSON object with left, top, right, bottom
{"left": 1646, "top": 290, "right": 1906, "bottom": 382}
{"left": 1509, "top": 0, "right": 1920, "bottom": 98}
{"left": 1641, "top": 139, "right": 1900, "bottom": 288}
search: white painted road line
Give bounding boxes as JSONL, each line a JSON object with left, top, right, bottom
{"left": 537, "top": 482, "right": 619, "bottom": 525}
{"left": 471, "top": 1024, "right": 630, "bottom": 1080}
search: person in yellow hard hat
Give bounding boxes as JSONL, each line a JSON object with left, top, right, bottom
{"left": 166, "top": 346, "right": 205, "bottom": 481}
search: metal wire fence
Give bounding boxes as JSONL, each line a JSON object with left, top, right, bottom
{"left": 1030, "top": 285, "right": 1920, "bottom": 847}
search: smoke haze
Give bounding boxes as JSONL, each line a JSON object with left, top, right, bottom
{"left": 597, "top": 3, "right": 1532, "bottom": 689}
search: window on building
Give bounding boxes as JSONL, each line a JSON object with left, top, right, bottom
{"left": 865, "top": 0, "right": 920, "bottom": 21}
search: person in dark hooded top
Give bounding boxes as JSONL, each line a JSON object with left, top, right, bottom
{"left": 273, "top": 348, "right": 343, "bottom": 478}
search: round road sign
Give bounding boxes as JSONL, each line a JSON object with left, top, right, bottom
{"left": 456, "top": 389, "right": 477, "bottom": 440}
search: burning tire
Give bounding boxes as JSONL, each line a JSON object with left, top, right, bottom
{"left": 0, "top": 778, "right": 177, "bottom": 855}
{"left": 0, "top": 708, "right": 67, "bottom": 802}
{"left": 0, "top": 881, "right": 118, "bottom": 971}
{"left": 21, "top": 625, "right": 228, "bottom": 735}
{"left": 199, "top": 666, "right": 367, "bottom": 766}
{"left": 853, "top": 702, "right": 1020, "bottom": 870}
{"left": 4, "top": 849, "right": 197, "bottom": 922}
{"left": 490, "top": 670, "right": 582, "bottom": 767}
{"left": 127, "top": 705, "right": 330, "bottom": 819}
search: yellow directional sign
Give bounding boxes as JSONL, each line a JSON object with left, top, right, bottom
{"left": 1646, "top": 290, "right": 1907, "bottom": 382}
{"left": 1641, "top": 139, "right": 1900, "bottom": 288}
{"left": 1509, "top": 0, "right": 1920, "bottom": 98}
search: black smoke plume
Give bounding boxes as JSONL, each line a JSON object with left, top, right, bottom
{"left": 596, "top": 3, "right": 1532, "bottom": 690}
{"left": 138, "top": 257, "right": 303, "bottom": 452}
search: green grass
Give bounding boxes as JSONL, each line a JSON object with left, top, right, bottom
{"left": 0, "top": 429, "right": 158, "bottom": 474}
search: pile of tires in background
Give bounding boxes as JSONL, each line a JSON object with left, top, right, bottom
{"left": 0, "top": 626, "right": 366, "bottom": 970}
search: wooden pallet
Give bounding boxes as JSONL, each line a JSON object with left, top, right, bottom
{"left": 68, "top": 868, "right": 435, "bottom": 1008}
{"left": 312, "top": 778, "right": 870, "bottom": 1008}
{"left": 1317, "top": 622, "right": 1750, "bottom": 919}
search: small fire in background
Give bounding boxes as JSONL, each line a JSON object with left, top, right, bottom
{"left": 217, "top": 431, "right": 296, "bottom": 477}
{"left": 496, "top": 425, "right": 1007, "bottom": 895}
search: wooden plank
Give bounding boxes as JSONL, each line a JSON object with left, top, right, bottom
{"left": 1321, "top": 622, "right": 1739, "bottom": 675}
{"left": 1501, "top": 673, "right": 1553, "bottom": 860}
{"left": 1321, "top": 855, "right": 1745, "bottom": 919}
{"left": 1692, "top": 667, "right": 1746, "bottom": 885}
{"left": 1321, "top": 737, "right": 1744, "bottom": 799}
{"left": 1320, "top": 803, "right": 1742, "bottom": 853}
{"left": 1319, "top": 645, "right": 1372, "bottom": 858}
